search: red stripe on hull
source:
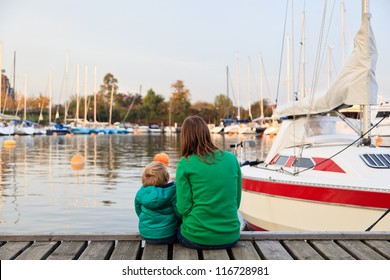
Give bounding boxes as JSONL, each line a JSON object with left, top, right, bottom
{"left": 242, "top": 177, "right": 390, "bottom": 209}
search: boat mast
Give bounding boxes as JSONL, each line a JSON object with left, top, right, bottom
{"left": 327, "top": 47, "right": 331, "bottom": 89}
{"left": 84, "top": 65, "right": 88, "bottom": 122}
{"left": 49, "top": 68, "right": 52, "bottom": 124}
{"left": 341, "top": 0, "right": 345, "bottom": 65}
{"left": 236, "top": 52, "right": 240, "bottom": 120}
{"left": 76, "top": 63, "right": 80, "bottom": 124}
{"left": 226, "top": 66, "right": 229, "bottom": 118}
{"left": 259, "top": 54, "right": 264, "bottom": 119}
{"left": 301, "top": 11, "right": 305, "bottom": 99}
{"left": 64, "top": 51, "right": 69, "bottom": 124}
{"left": 247, "top": 56, "right": 252, "bottom": 120}
{"left": 362, "top": 0, "right": 371, "bottom": 145}
{"left": 23, "top": 73, "right": 27, "bottom": 121}
{"left": 94, "top": 66, "right": 97, "bottom": 124}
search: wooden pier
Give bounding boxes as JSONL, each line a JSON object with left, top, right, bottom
{"left": 1, "top": 232, "right": 390, "bottom": 260}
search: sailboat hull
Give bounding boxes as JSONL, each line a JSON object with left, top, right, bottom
{"left": 240, "top": 144, "right": 390, "bottom": 231}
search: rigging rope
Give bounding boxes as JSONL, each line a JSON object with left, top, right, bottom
{"left": 366, "top": 208, "right": 390, "bottom": 231}
{"left": 275, "top": 0, "right": 289, "bottom": 106}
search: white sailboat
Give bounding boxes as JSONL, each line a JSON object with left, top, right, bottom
{"left": 239, "top": 0, "right": 390, "bottom": 232}
{"left": 14, "top": 74, "right": 34, "bottom": 135}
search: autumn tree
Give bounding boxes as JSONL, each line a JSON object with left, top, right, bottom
{"left": 170, "top": 80, "right": 191, "bottom": 123}
{"left": 190, "top": 101, "right": 217, "bottom": 124}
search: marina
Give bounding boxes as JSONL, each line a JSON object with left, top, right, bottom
{"left": 1, "top": 232, "right": 390, "bottom": 260}
{"left": 0, "top": 133, "right": 271, "bottom": 234}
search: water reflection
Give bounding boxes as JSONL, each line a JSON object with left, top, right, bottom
{"left": 0, "top": 133, "right": 272, "bottom": 233}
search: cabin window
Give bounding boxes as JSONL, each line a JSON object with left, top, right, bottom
{"left": 375, "top": 111, "right": 390, "bottom": 118}
{"left": 360, "top": 154, "right": 390, "bottom": 168}
{"left": 274, "top": 155, "right": 289, "bottom": 166}
{"left": 292, "top": 158, "right": 314, "bottom": 168}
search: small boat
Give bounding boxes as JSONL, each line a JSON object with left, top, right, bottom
{"left": 71, "top": 127, "right": 90, "bottom": 134}
{"left": 46, "top": 124, "right": 71, "bottom": 135}
{"left": 148, "top": 124, "right": 162, "bottom": 133}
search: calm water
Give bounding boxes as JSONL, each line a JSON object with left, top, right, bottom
{"left": 0, "top": 133, "right": 273, "bottom": 233}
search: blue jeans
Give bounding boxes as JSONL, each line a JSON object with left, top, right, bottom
{"left": 177, "top": 228, "right": 238, "bottom": 250}
{"left": 145, "top": 235, "right": 176, "bottom": 245}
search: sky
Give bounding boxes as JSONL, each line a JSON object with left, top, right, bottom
{"left": 1, "top": 0, "right": 389, "bottom": 108}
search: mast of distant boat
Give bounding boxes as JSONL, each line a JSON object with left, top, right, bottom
{"left": 84, "top": 65, "right": 88, "bottom": 123}
{"left": 49, "top": 68, "right": 52, "bottom": 124}
{"left": 236, "top": 52, "right": 240, "bottom": 120}
{"left": 76, "top": 63, "right": 80, "bottom": 125}
{"left": 94, "top": 66, "right": 97, "bottom": 125}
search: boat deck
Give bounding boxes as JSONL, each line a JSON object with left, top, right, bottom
{"left": 1, "top": 232, "right": 390, "bottom": 260}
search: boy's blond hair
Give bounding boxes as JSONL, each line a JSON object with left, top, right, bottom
{"left": 142, "top": 161, "right": 170, "bottom": 187}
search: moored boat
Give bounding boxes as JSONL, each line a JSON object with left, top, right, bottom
{"left": 239, "top": 0, "right": 390, "bottom": 232}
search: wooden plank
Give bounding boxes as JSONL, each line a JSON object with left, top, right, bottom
{"left": 0, "top": 233, "right": 143, "bottom": 242}
{"left": 0, "top": 242, "right": 32, "bottom": 260}
{"left": 309, "top": 240, "right": 355, "bottom": 260}
{"left": 337, "top": 240, "right": 386, "bottom": 260}
{"left": 255, "top": 240, "right": 293, "bottom": 260}
{"left": 142, "top": 243, "right": 168, "bottom": 260}
{"left": 364, "top": 240, "right": 390, "bottom": 259}
{"left": 202, "top": 250, "right": 230, "bottom": 260}
{"left": 1, "top": 231, "right": 390, "bottom": 242}
{"left": 47, "top": 241, "right": 87, "bottom": 260}
{"left": 240, "top": 231, "right": 390, "bottom": 240}
{"left": 15, "top": 241, "right": 59, "bottom": 260}
{"left": 110, "top": 241, "right": 141, "bottom": 260}
{"left": 231, "top": 241, "right": 261, "bottom": 260}
{"left": 78, "top": 241, "right": 115, "bottom": 260}
{"left": 172, "top": 243, "right": 198, "bottom": 260}
{"left": 282, "top": 240, "right": 324, "bottom": 260}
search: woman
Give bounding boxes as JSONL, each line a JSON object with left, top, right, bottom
{"left": 176, "top": 116, "right": 242, "bottom": 249}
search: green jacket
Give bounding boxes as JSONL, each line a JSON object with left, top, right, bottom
{"left": 176, "top": 151, "right": 242, "bottom": 245}
{"left": 134, "top": 182, "right": 179, "bottom": 239}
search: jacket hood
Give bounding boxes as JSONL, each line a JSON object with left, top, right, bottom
{"left": 138, "top": 182, "right": 176, "bottom": 210}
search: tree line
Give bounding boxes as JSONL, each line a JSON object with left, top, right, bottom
{"left": 3, "top": 73, "right": 275, "bottom": 126}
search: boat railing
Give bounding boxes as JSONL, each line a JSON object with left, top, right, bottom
{"left": 230, "top": 139, "right": 260, "bottom": 166}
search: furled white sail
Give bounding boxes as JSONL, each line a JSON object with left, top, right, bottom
{"left": 276, "top": 12, "right": 378, "bottom": 117}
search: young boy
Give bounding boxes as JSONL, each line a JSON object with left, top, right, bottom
{"left": 134, "top": 161, "right": 179, "bottom": 244}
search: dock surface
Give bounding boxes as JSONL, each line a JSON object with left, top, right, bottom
{"left": 1, "top": 232, "right": 390, "bottom": 260}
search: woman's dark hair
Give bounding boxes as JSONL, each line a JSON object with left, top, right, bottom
{"left": 180, "top": 116, "right": 221, "bottom": 163}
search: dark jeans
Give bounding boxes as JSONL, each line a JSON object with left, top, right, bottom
{"left": 177, "top": 228, "right": 237, "bottom": 250}
{"left": 145, "top": 235, "right": 176, "bottom": 245}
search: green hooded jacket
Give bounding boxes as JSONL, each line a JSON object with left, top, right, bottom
{"left": 134, "top": 182, "right": 179, "bottom": 239}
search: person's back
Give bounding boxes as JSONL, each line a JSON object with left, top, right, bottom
{"left": 176, "top": 116, "right": 242, "bottom": 249}
{"left": 135, "top": 161, "right": 179, "bottom": 244}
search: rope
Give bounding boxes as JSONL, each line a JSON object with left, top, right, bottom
{"left": 366, "top": 208, "right": 390, "bottom": 231}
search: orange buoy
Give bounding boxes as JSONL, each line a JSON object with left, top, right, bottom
{"left": 4, "top": 139, "right": 16, "bottom": 148}
{"left": 14, "top": 134, "right": 19, "bottom": 139}
{"left": 154, "top": 153, "right": 169, "bottom": 167}
{"left": 375, "top": 136, "right": 383, "bottom": 146}
{"left": 71, "top": 155, "right": 85, "bottom": 170}
{"left": 52, "top": 132, "right": 58, "bottom": 136}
